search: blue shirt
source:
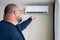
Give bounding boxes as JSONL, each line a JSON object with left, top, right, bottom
{"left": 0, "top": 17, "right": 32, "bottom": 40}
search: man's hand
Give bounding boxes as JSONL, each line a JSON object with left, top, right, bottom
{"left": 31, "top": 16, "right": 36, "bottom": 20}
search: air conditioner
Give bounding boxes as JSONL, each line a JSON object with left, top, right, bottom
{"left": 25, "top": 6, "right": 48, "bottom": 13}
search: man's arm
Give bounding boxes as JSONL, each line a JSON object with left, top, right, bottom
{"left": 17, "top": 17, "right": 32, "bottom": 31}
{"left": 17, "top": 16, "right": 36, "bottom": 31}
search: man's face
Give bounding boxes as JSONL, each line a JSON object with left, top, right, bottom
{"left": 14, "top": 7, "right": 23, "bottom": 23}
{"left": 17, "top": 10, "right": 22, "bottom": 23}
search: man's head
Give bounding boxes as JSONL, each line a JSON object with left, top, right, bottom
{"left": 4, "top": 4, "right": 22, "bottom": 23}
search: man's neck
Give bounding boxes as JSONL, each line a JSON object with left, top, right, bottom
{"left": 4, "top": 19, "right": 18, "bottom": 25}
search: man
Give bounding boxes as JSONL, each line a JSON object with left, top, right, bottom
{"left": 0, "top": 4, "right": 36, "bottom": 40}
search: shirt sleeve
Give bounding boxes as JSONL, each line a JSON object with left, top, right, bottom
{"left": 17, "top": 17, "right": 32, "bottom": 31}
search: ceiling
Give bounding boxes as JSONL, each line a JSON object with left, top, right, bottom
{"left": 0, "top": 0, "right": 54, "bottom": 5}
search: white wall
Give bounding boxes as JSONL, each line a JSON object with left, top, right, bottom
{"left": 22, "top": 4, "right": 53, "bottom": 40}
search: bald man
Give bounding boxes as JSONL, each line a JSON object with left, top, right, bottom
{"left": 0, "top": 4, "right": 36, "bottom": 40}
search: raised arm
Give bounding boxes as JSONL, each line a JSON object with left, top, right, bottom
{"left": 17, "top": 17, "right": 32, "bottom": 31}
{"left": 16, "top": 16, "right": 36, "bottom": 31}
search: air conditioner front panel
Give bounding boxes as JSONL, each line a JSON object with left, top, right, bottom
{"left": 25, "top": 6, "right": 48, "bottom": 13}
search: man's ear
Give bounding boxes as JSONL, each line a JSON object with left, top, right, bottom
{"left": 14, "top": 11, "right": 17, "bottom": 17}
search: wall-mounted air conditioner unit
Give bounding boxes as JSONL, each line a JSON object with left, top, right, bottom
{"left": 25, "top": 6, "right": 48, "bottom": 13}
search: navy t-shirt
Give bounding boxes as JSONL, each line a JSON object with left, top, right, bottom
{"left": 0, "top": 17, "right": 32, "bottom": 40}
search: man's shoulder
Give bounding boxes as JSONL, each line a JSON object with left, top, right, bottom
{"left": 0, "top": 20, "right": 10, "bottom": 30}
{"left": 0, "top": 20, "right": 9, "bottom": 26}
{"left": 0, "top": 20, "right": 16, "bottom": 30}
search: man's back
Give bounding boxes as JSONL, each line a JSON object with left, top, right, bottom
{"left": 0, "top": 20, "right": 25, "bottom": 40}
{"left": 0, "top": 20, "right": 10, "bottom": 40}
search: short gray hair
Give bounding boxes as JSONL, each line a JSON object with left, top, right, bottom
{"left": 4, "top": 4, "right": 18, "bottom": 14}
